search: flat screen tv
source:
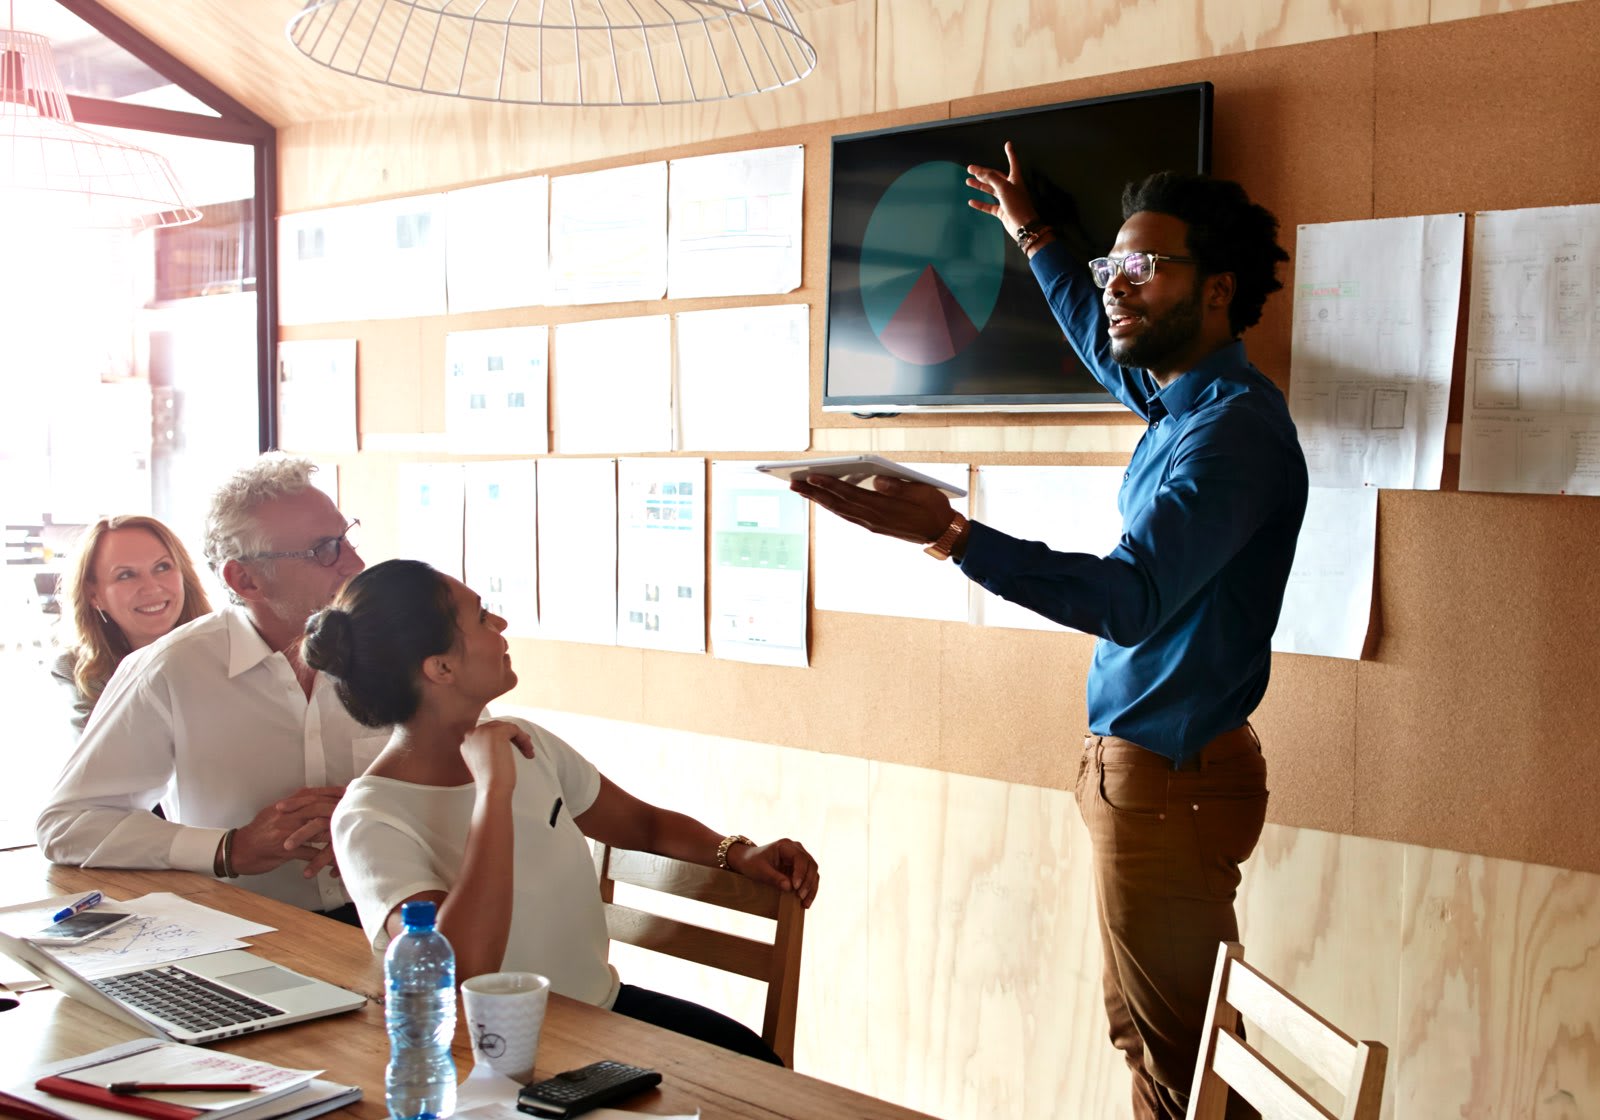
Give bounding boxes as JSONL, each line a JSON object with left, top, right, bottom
{"left": 824, "top": 82, "right": 1213, "bottom": 413}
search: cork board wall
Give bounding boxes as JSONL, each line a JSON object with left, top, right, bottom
{"left": 291, "top": 2, "right": 1600, "bottom": 875}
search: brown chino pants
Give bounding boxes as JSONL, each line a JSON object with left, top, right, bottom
{"left": 1075, "top": 726, "right": 1268, "bottom": 1120}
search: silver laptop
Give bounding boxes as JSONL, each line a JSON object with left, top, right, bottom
{"left": 0, "top": 930, "right": 367, "bottom": 1044}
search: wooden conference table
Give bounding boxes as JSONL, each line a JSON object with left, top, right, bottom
{"left": 0, "top": 853, "right": 932, "bottom": 1120}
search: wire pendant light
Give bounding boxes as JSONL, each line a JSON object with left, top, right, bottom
{"left": 286, "top": 0, "right": 817, "bottom": 107}
{"left": 1, "top": 24, "right": 201, "bottom": 230}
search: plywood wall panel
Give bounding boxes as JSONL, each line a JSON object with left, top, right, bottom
{"left": 1395, "top": 844, "right": 1600, "bottom": 1118}
{"left": 1237, "top": 825, "right": 1406, "bottom": 1120}
{"left": 1429, "top": 0, "right": 1582, "bottom": 22}
{"left": 863, "top": 761, "right": 1126, "bottom": 1119}
{"left": 875, "top": 0, "right": 1422, "bottom": 113}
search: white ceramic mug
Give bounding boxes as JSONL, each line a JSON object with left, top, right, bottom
{"left": 460, "top": 971, "right": 551, "bottom": 1081}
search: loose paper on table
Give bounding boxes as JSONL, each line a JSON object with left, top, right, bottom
{"left": 667, "top": 145, "right": 803, "bottom": 299}
{"left": 617, "top": 458, "right": 706, "bottom": 654}
{"left": 710, "top": 462, "right": 808, "bottom": 667}
{"left": 1270, "top": 487, "right": 1377, "bottom": 660}
{"left": 553, "top": 315, "right": 673, "bottom": 454}
{"left": 536, "top": 457, "right": 617, "bottom": 647}
{"left": 445, "top": 326, "right": 549, "bottom": 455}
{"left": 464, "top": 460, "right": 539, "bottom": 638}
{"left": 1461, "top": 202, "right": 1600, "bottom": 495}
{"left": 548, "top": 162, "right": 667, "bottom": 305}
{"left": 969, "top": 466, "right": 1126, "bottom": 632}
{"left": 445, "top": 175, "right": 547, "bottom": 314}
{"left": 276, "top": 340, "right": 357, "bottom": 454}
{"left": 396, "top": 463, "right": 466, "bottom": 579}
{"left": 813, "top": 462, "right": 970, "bottom": 623}
{"left": 0, "top": 893, "right": 272, "bottom": 981}
{"left": 675, "top": 305, "right": 809, "bottom": 452}
{"left": 1289, "top": 213, "right": 1464, "bottom": 489}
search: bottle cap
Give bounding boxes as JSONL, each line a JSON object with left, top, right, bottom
{"left": 400, "top": 899, "right": 437, "bottom": 929}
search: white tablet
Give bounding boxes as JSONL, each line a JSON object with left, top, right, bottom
{"left": 754, "top": 455, "right": 967, "bottom": 497}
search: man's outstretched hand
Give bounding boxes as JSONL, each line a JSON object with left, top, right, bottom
{"left": 788, "top": 474, "right": 952, "bottom": 545}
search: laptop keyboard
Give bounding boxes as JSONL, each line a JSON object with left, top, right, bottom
{"left": 94, "top": 965, "right": 286, "bottom": 1033}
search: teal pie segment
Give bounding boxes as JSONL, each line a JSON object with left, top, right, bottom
{"left": 859, "top": 160, "right": 1007, "bottom": 366}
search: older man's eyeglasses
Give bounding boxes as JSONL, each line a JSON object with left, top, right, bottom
{"left": 251, "top": 520, "right": 360, "bottom": 568}
{"left": 1087, "top": 251, "right": 1199, "bottom": 289}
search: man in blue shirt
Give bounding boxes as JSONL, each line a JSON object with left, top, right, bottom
{"left": 792, "top": 146, "right": 1306, "bottom": 1120}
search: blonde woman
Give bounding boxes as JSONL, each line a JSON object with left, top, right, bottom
{"left": 52, "top": 515, "right": 212, "bottom": 737}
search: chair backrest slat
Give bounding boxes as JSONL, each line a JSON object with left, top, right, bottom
{"left": 602, "top": 847, "right": 781, "bottom": 918}
{"left": 1211, "top": 1030, "right": 1337, "bottom": 1120}
{"left": 1185, "top": 943, "right": 1388, "bottom": 1120}
{"left": 1225, "top": 961, "right": 1358, "bottom": 1090}
{"left": 603, "top": 903, "right": 774, "bottom": 980}
{"left": 592, "top": 842, "right": 804, "bottom": 1066}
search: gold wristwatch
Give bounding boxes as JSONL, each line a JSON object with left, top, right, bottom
{"left": 924, "top": 512, "right": 969, "bottom": 561}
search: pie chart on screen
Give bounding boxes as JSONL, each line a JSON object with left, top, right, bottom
{"left": 859, "top": 160, "right": 1007, "bottom": 366}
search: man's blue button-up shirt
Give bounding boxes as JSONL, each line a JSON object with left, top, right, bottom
{"left": 958, "top": 240, "right": 1308, "bottom": 764}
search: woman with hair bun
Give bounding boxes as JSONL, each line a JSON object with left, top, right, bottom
{"left": 53, "top": 515, "right": 212, "bottom": 738}
{"left": 304, "top": 559, "right": 819, "bottom": 1064}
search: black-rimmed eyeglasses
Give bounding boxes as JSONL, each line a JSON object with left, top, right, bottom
{"left": 251, "top": 520, "right": 360, "bottom": 568}
{"left": 1087, "top": 251, "right": 1200, "bottom": 289}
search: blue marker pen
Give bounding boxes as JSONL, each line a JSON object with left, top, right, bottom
{"left": 50, "top": 891, "right": 103, "bottom": 923}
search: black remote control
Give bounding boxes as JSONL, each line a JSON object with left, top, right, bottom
{"left": 515, "top": 1060, "right": 663, "bottom": 1118}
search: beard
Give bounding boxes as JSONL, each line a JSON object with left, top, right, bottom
{"left": 1109, "top": 282, "right": 1205, "bottom": 369}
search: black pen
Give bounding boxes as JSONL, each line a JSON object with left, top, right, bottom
{"left": 548, "top": 797, "right": 563, "bottom": 827}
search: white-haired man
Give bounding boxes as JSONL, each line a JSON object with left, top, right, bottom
{"left": 38, "top": 457, "right": 380, "bottom": 919}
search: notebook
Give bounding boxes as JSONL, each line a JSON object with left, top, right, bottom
{"left": 1, "top": 1039, "right": 360, "bottom": 1120}
{"left": 0, "top": 929, "right": 367, "bottom": 1045}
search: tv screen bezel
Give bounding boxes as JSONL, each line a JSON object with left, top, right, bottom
{"left": 822, "top": 81, "right": 1214, "bottom": 415}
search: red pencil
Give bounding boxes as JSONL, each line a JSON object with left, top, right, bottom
{"left": 106, "top": 1085, "right": 262, "bottom": 1096}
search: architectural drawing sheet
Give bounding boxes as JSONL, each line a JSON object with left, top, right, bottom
{"left": 396, "top": 462, "right": 465, "bottom": 579}
{"left": 1461, "top": 202, "right": 1600, "bottom": 495}
{"left": 1289, "top": 213, "right": 1464, "bottom": 489}
{"left": 446, "top": 175, "right": 547, "bottom": 313}
{"left": 710, "top": 461, "right": 808, "bottom": 667}
{"left": 277, "top": 205, "right": 365, "bottom": 325}
{"left": 667, "top": 145, "right": 804, "bottom": 298}
{"left": 464, "top": 460, "right": 539, "bottom": 638}
{"left": 445, "top": 326, "right": 549, "bottom": 454}
{"left": 969, "top": 466, "right": 1126, "bottom": 632}
{"left": 617, "top": 458, "right": 707, "bottom": 653}
{"left": 536, "top": 457, "right": 617, "bottom": 646}
{"left": 548, "top": 161, "right": 667, "bottom": 305}
{"left": 814, "top": 462, "right": 970, "bottom": 623}
{"left": 278, "top": 195, "right": 448, "bottom": 323}
{"left": 276, "top": 339, "right": 357, "bottom": 453}
{"left": 1271, "top": 486, "right": 1377, "bottom": 659}
{"left": 553, "top": 315, "right": 673, "bottom": 453}
{"left": 675, "top": 305, "right": 809, "bottom": 451}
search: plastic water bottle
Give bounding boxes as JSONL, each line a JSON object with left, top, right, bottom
{"left": 385, "top": 900, "right": 457, "bottom": 1120}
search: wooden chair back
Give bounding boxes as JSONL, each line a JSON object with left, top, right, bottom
{"left": 1187, "top": 942, "right": 1388, "bottom": 1120}
{"left": 592, "top": 843, "right": 805, "bottom": 1065}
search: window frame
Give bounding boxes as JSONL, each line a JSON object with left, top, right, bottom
{"left": 54, "top": 0, "right": 280, "bottom": 453}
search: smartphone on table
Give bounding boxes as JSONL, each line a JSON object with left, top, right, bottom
{"left": 28, "top": 909, "right": 135, "bottom": 944}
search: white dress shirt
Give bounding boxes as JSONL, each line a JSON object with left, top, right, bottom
{"left": 36, "top": 606, "right": 390, "bottom": 911}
